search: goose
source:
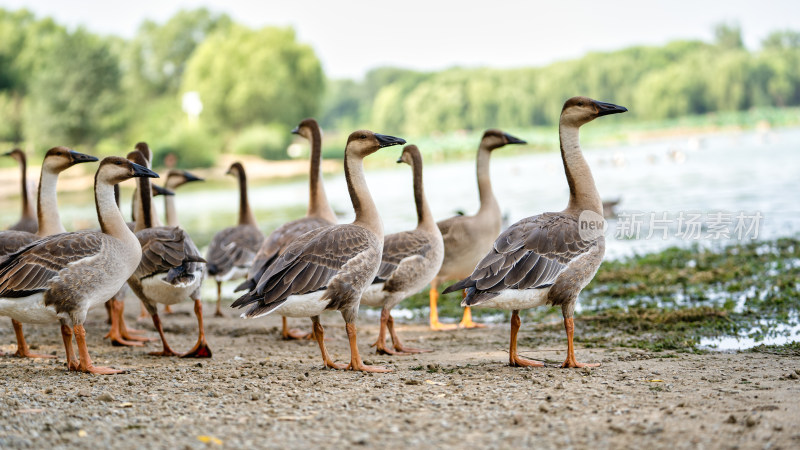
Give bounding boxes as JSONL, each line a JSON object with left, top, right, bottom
{"left": 359, "top": 145, "right": 443, "bottom": 354}
{"left": 0, "top": 147, "right": 98, "bottom": 358}
{"left": 103, "top": 184, "right": 173, "bottom": 347}
{"left": 429, "top": 129, "right": 526, "bottom": 330}
{"left": 443, "top": 96, "right": 627, "bottom": 368}
{"left": 232, "top": 130, "right": 406, "bottom": 372}
{"left": 0, "top": 156, "right": 158, "bottom": 374}
{"left": 4, "top": 149, "right": 37, "bottom": 233}
{"left": 126, "top": 150, "right": 211, "bottom": 358}
{"left": 163, "top": 169, "right": 204, "bottom": 227}
{"left": 206, "top": 162, "right": 264, "bottom": 317}
{"left": 235, "top": 118, "right": 337, "bottom": 340}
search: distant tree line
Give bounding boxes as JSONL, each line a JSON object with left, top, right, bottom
{"left": 1, "top": 8, "right": 799, "bottom": 167}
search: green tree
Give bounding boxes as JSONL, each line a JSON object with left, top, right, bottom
{"left": 714, "top": 23, "right": 744, "bottom": 50}
{"left": 182, "top": 25, "right": 324, "bottom": 133}
{"left": 25, "top": 28, "right": 121, "bottom": 147}
{"left": 125, "top": 8, "right": 231, "bottom": 95}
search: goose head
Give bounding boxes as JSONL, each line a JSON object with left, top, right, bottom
{"left": 166, "top": 169, "right": 204, "bottom": 189}
{"left": 3, "top": 148, "right": 25, "bottom": 164}
{"left": 134, "top": 142, "right": 152, "bottom": 166}
{"left": 396, "top": 144, "right": 421, "bottom": 166}
{"left": 560, "top": 96, "right": 628, "bottom": 127}
{"left": 97, "top": 156, "right": 159, "bottom": 185}
{"left": 346, "top": 130, "right": 406, "bottom": 158}
{"left": 42, "top": 146, "right": 99, "bottom": 173}
{"left": 481, "top": 129, "right": 527, "bottom": 151}
{"left": 291, "top": 118, "right": 321, "bottom": 140}
{"left": 225, "top": 162, "right": 246, "bottom": 178}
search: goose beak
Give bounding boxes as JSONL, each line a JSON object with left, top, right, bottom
{"left": 69, "top": 150, "right": 99, "bottom": 164}
{"left": 396, "top": 157, "right": 404, "bottom": 164}
{"left": 375, "top": 133, "right": 406, "bottom": 148}
{"left": 182, "top": 170, "right": 204, "bottom": 183}
{"left": 152, "top": 185, "right": 175, "bottom": 196}
{"left": 131, "top": 162, "right": 159, "bottom": 178}
{"left": 291, "top": 126, "right": 300, "bottom": 135}
{"left": 504, "top": 133, "right": 527, "bottom": 145}
{"left": 2, "top": 150, "right": 12, "bottom": 157}
{"left": 593, "top": 101, "right": 628, "bottom": 117}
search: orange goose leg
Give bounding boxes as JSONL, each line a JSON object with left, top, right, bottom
{"left": 182, "top": 299, "right": 212, "bottom": 358}
{"left": 116, "top": 301, "right": 150, "bottom": 339}
{"left": 282, "top": 316, "right": 314, "bottom": 340}
{"left": 562, "top": 317, "right": 599, "bottom": 368}
{"left": 12, "top": 319, "right": 54, "bottom": 358}
{"left": 345, "top": 322, "right": 391, "bottom": 372}
{"left": 509, "top": 310, "right": 543, "bottom": 367}
{"left": 163, "top": 305, "right": 174, "bottom": 315}
{"left": 384, "top": 310, "right": 431, "bottom": 354}
{"left": 60, "top": 323, "right": 79, "bottom": 371}
{"left": 104, "top": 299, "right": 145, "bottom": 347}
{"left": 428, "top": 280, "right": 456, "bottom": 331}
{"left": 74, "top": 324, "right": 124, "bottom": 374}
{"left": 214, "top": 281, "right": 225, "bottom": 317}
{"left": 458, "top": 290, "right": 485, "bottom": 329}
{"left": 312, "top": 320, "right": 346, "bottom": 369}
{"left": 137, "top": 302, "right": 149, "bottom": 322}
{"left": 148, "top": 313, "right": 182, "bottom": 357}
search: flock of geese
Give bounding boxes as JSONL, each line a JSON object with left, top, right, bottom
{"left": 0, "top": 96, "right": 627, "bottom": 374}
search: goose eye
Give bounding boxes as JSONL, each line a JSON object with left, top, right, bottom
{"left": 577, "top": 102, "right": 584, "bottom": 107}
{"left": 115, "top": 161, "right": 122, "bottom": 165}
{"left": 360, "top": 134, "right": 366, "bottom": 139}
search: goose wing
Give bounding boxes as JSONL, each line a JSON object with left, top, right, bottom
{"left": 374, "top": 230, "right": 432, "bottom": 283}
{"left": 205, "top": 225, "right": 263, "bottom": 275}
{"left": 0, "top": 230, "right": 37, "bottom": 257}
{"left": 232, "top": 224, "right": 379, "bottom": 318}
{"left": 134, "top": 227, "right": 205, "bottom": 281}
{"left": 443, "top": 212, "right": 598, "bottom": 305}
{"left": 0, "top": 231, "right": 105, "bottom": 298}
{"left": 238, "top": 216, "right": 332, "bottom": 292}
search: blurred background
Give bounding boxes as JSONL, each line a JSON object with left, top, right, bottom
{"left": 1, "top": 1, "right": 799, "bottom": 251}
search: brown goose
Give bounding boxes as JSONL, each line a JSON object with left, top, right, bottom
{"left": 443, "top": 97, "right": 627, "bottom": 368}
{"left": 0, "top": 156, "right": 157, "bottom": 374}
{"left": 359, "top": 145, "right": 443, "bottom": 354}
{"left": 0, "top": 147, "right": 98, "bottom": 358}
{"left": 4, "top": 149, "right": 37, "bottom": 233}
{"left": 206, "top": 162, "right": 264, "bottom": 317}
{"left": 235, "top": 118, "right": 337, "bottom": 339}
{"left": 429, "top": 129, "right": 526, "bottom": 330}
{"left": 232, "top": 130, "right": 406, "bottom": 372}
{"left": 126, "top": 151, "right": 211, "bottom": 358}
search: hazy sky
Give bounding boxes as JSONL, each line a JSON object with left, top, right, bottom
{"left": 4, "top": 0, "right": 800, "bottom": 79}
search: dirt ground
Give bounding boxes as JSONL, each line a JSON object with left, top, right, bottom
{"left": 0, "top": 297, "right": 798, "bottom": 450}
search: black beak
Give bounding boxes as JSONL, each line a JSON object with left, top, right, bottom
{"left": 593, "top": 100, "right": 628, "bottom": 117}
{"left": 375, "top": 133, "right": 406, "bottom": 148}
{"left": 2, "top": 150, "right": 12, "bottom": 157}
{"left": 69, "top": 150, "right": 99, "bottom": 164}
{"left": 152, "top": 185, "right": 175, "bottom": 196}
{"left": 504, "top": 133, "right": 527, "bottom": 145}
{"left": 291, "top": 126, "right": 300, "bottom": 135}
{"left": 131, "top": 162, "right": 159, "bottom": 178}
{"left": 182, "top": 170, "right": 204, "bottom": 183}
{"left": 396, "top": 157, "right": 404, "bottom": 164}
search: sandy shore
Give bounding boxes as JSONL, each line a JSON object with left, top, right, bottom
{"left": 0, "top": 297, "right": 798, "bottom": 449}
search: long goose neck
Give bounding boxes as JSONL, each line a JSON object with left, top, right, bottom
{"left": 306, "top": 126, "right": 335, "bottom": 222}
{"left": 134, "top": 176, "right": 153, "bottom": 232}
{"left": 18, "top": 155, "right": 34, "bottom": 220}
{"left": 36, "top": 167, "right": 66, "bottom": 237}
{"left": 96, "top": 177, "right": 134, "bottom": 241}
{"left": 411, "top": 155, "right": 435, "bottom": 229}
{"left": 164, "top": 194, "right": 178, "bottom": 227}
{"left": 559, "top": 123, "right": 602, "bottom": 215}
{"left": 345, "top": 152, "right": 382, "bottom": 237}
{"left": 476, "top": 144, "right": 499, "bottom": 216}
{"left": 236, "top": 168, "right": 257, "bottom": 226}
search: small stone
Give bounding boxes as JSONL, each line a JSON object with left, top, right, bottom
{"left": 555, "top": 382, "right": 565, "bottom": 390}
{"left": 195, "top": 362, "right": 203, "bottom": 368}
{"left": 539, "top": 404, "right": 549, "bottom": 413}
{"left": 251, "top": 393, "right": 262, "bottom": 401}
{"left": 78, "top": 389, "right": 91, "bottom": 397}
{"left": 725, "top": 415, "right": 737, "bottom": 424}
{"left": 96, "top": 393, "right": 114, "bottom": 402}
{"left": 44, "top": 388, "right": 53, "bottom": 394}
{"left": 745, "top": 415, "right": 760, "bottom": 427}
{"left": 404, "top": 379, "right": 422, "bottom": 385}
